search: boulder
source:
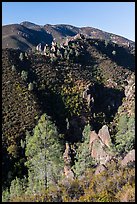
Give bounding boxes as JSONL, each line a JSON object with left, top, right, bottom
{"left": 121, "top": 149, "right": 135, "bottom": 166}
{"left": 98, "top": 125, "right": 112, "bottom": 147}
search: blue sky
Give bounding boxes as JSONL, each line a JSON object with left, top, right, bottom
{"left": 2, "top": 2, "right": 135, "bottom": 41}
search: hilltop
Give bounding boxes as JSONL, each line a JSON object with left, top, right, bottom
{"left": 2, "top": 21, "right": 135, "bottom": 51}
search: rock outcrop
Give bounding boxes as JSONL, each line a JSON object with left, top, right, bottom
{"left": 63, "top": 142, "right": 74, "bottom": 180}
{"left": 91, "top": 139, "right": 112, "bottom": 165}
{"left": 98, "top": 125, "right": 111, "bottom": 147}
{"left": 89, "top": 131, "right": 98, "bottom": 149}
{"left": 89, "top": 125, "right": 113, "bottom": 165}
{"left": 121, "top": 149, "right": 135, "bottom": 167}
{"left": 36, "top": 43, "right": 42, "bottom": 52}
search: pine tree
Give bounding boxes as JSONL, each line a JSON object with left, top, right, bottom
{"left": 72, "top": 124, "right": 95, "bottom": 177}
{"left": 25, "top": 114, "right": 64, "bottom": 194}
{"left": 115, "top": 113, "right": 135, "bottom": 155}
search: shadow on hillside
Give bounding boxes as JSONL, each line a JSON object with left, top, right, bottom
{"left": 53, "top": 26, "right": 77, "bottom": 37}
{"left": 79, "top": 50, "right": 97, "bottom": 65}
{"left": 94, "top": 40, "right": 135, "bottom": 71}
{"left": 35, "top": 88, "right": 69, "bottom": 134}
{"left": 22, "top": 26, "right": 53, "bottom": 46}
{"left": 88, "top": 83, "right": 125, "bottom": 132}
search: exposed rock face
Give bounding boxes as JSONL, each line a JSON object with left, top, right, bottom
{"left": 63, "top": 142, "right": 72, "bottom": 165}
{"left": 36, "top": 43, "right": 42, "bottom": 52}
{"left": 121, "top": 149, "right": 135, "bottom": 167}
{"left": 89, "top": 131, "right": 98, "bottom": 151}
{"left": 98, "top": 125, "right": 112, "bottom": 148}
{"left": 63, "top": 142, "right": 74, "bottom": 180}
{"left": 64, "top": 165, "right": 74, "bottom": 180}
{"left": 91, "top": 139, "right": 112, "bottom": 165}
{"left": 89, "top": 126, "right": 113, "bottom": 165}
{"left": 82, "top": 84, "right": 91, "bottom": 106}
{"left": 43, "top": 44, "right": 48, "bottom": 52}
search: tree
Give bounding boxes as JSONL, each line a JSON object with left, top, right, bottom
{"left": 25, "top": 113, "right": 64, "bottom": 194}
{"left": 72, "top": 124, "right": 95, "bottom": 177}
{"left": 115, "top": 113, "right": 135, "bottom": 155}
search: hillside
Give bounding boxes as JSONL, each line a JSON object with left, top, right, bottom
{"left": 2, "top": 34, "right": 135, "bottom": 202}
{"left": 2, "top": 21, "right": 135, "bottom": 52}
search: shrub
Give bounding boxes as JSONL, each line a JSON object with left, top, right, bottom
{"left": 19, "top": 52, "right": 24, "bottom": 61}
{"left": 75, "top": 161, "right": 135, "bottom": 202}
{"left": 75, "top": 50, "right": 79, "bottom": 57}
{"left": 105, "top": 40, "right": 109, "bottom": 47}
{"left": 9, "top": 177, "right": 27, "bottom": 201}
{"left": 21, "top": 70, "right": 28, "bottom": 81}
{"left": 28, "top": 82, "right": 34, "bottom": 91}
{"left": 50, "top": 56, "right": 57, "bottom": 63}
{"left": 112, "top": 50, "right": 116, "bottom": 55}
{"left": 11, "top": 65, "right": 16, "bottom": 72}
{"left": 64, "top": 49, "right": 68, "bottom": 59}
{"left": 57, "top": 49, "right": 61, "bottom": 57}
{"left": 7, "top": 144, "right": 18, "bottom": 158}
{"left": 2, "top": 188, "right": 10, "bottom": 202}
{"left": 115, "top": 182, "right": 135, "bottom": 202}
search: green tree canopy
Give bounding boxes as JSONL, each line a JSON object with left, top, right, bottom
{"left": 25, "top": 113, "right": 64, "bottom": 194}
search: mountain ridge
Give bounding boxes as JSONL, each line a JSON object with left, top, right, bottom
{"left": 2, "top": 21, "right": 135, "bottom": 51}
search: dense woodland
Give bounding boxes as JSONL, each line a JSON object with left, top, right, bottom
{"left": 2, "top": 36, "right": 135, "bottom": 202}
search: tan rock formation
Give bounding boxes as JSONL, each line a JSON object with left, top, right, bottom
{"left": 98, "top": 125, "right": 112, "bottom": 147}
{"left": 89, "top": 126, "right": 113, "bottom": 165}
{"left": 63, "top": 142, "right": 71, "bottom": 165}
{"left": 121, "top": 149, "right": 135, "bottom": 166}
{"left": 64, "top": 165, "right": 74, "bottom": 180}
{"left": 89, "top": 130, "right": 98, "bottom": 151}
{"left": 91, "top": 139, "right": 112, "bottom": 165}
{"left": 63, "top": 142, "right": 74, "bottom": 180}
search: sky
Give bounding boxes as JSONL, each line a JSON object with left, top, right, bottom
{"left": 2, "top": 2, "right": 135, "bottom": 41}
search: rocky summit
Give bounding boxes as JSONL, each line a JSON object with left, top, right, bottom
{"left": 2, "top": 22, "right": 135, "bottom": 202}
